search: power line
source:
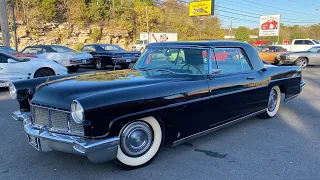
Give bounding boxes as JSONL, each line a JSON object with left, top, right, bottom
{"left": 218, "top": 5, "right": 320, "bottom": 22}
{"left": 289, "top": 0, "right": 315, "bottom": 7}
{"left": 239, "top": 0, "right": 318, "bottom": 17}
{"left": 220, "top": 0, "right": 318, "bottom": 19}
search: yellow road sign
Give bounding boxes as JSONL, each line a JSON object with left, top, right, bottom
{"left": 189, "top": 1, "right": 213, "bottom": 17}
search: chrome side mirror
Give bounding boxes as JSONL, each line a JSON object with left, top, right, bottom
{"left": 211, "top": 69, "right": 222, "bottom": 74}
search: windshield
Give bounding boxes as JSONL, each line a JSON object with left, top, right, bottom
{"left": 0, "top": 46, "right": 18, "bottom": 54}
{"left": 134, "top": 47, "right": 209, "bottom": 75}
{"left": 309, "top": 47, "right": 320, "bottom": 52}
{"left": 313, "top": 40, "right": 320, "bottom": 44}
{"left": 100, "top": 44, "right": 125, "bottom": 51}
{"left": 51, "top": 46, "right": 75, "bottom": 52}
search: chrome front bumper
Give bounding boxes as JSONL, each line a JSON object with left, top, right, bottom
{"left": 12, "top": 111, "right": 120, "bottom": 163}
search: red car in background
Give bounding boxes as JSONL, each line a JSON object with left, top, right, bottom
{"left": 261, "top": 20, "right": 278, "bottom": 30}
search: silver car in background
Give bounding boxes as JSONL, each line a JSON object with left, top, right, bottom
{"left": 279, "top": 46, "right": 320, "bottom": 68}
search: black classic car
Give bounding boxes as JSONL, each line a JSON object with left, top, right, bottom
{"left": 10, "top": 41, "right": 304, "bottom": 169}
{"left": 81, "top": 44, "right": 141, "bottom": 70}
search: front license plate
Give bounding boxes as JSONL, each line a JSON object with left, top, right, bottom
{"left": 0, "top": 83, "right": 9, "bottom": 87}
{"left": 126, "top": 59, "right": 131, "bottom": 63}
{"left": 82, "top": 59, "right": 87, "bottom": 63}
{"left": 27, "top": 135, "right": 40, "bottom": 151}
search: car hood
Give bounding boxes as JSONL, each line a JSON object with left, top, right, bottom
{"left": 31, "top": 69, "right": 189, "bottom": 110}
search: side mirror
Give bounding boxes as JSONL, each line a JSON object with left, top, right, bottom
{"left": 7, "top": 58, "right": 18, "bottom": 63}
{"left": 211, "top": 69, "right": 222, "bottom": 74}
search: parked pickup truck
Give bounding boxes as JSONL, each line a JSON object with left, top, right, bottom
{"left": 277, "top": 39, "right": 319, "bottom": 52}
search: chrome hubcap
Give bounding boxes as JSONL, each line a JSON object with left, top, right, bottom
{"left": 120, "top": 121, "right": 153, "bottom": 157}
{"left": 268, "top": 89, "right": 278, "bottom": 112}
{"left": 96, "top": 60, "right": 102, "bottom": 69}
{"left": 299, "top": 59, "right": 307, "bottom": 67}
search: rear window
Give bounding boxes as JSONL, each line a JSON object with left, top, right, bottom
{"left": 313, "top": 40, "right": 320, "bottom": 44}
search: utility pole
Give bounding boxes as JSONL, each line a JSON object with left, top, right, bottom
{"left": 146, "top": 6, "right": 149, "bottom": 33}
{"left": 199, "top": 17, "right": 203, "bottom": 40}
{"left": 146, "top": 6, "right": 150, "bottom": 43}
{"left": 11, "top": 0, "right": 18, "bottom": 50}
{"left": 0, "top": 0, "right": 11, "bottom": 46}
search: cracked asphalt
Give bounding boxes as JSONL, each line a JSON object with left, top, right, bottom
{"left": 0, "top": 66, "right": 320, "bottom": 180}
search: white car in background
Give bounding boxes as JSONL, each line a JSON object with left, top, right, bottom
{"left": 0, "top": 52, "right": 68, "bottom": 87}
{"left": 21, "top": 45, "right": 93, "bottom": 72}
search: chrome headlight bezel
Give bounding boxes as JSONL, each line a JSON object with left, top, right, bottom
{"left": 71, "top": 100, "right": 85, "bottom": 124}
{"left": 9, "top": 83, "right": 17, "bottom": 100}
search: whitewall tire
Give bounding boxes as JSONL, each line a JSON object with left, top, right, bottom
{"left": 116, "top": 116, "right": 163, "bottom": 169}
{"left": 258, "top": 86, "right": 281, "bottom": 119}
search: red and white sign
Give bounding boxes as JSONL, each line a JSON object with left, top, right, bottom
{"left": 259, "top": 15, "right": 280, "bottom": 36}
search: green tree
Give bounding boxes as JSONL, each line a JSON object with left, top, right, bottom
{"left": 40, "top": 0, "right": 57, "bottom": 22}
{"left": 235, "top": 26, "right": 250, "bottom": 42}
{"left": 290, "top": 31, "right": 308, "bottom": 40}
{"left": 66, "top": 0, "right": 87, "bottom": 25}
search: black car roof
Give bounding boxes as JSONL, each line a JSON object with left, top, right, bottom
{"left": 148, "top": 41, "right": 250, "bottom": 47}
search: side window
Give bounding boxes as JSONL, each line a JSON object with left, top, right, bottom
{"left": 82, "top": 46, "right": 96, "bottom": 52}
{"left": 104, "top": 45, "right": 114, "bottom": 50}
{"left": 0, "top": 54, "right": 9, "bottom": 63}
{"left": 304, "top": 40, "right": 314, "bottom": 45}
{"left": 294, "top": 40, "right": 303, "bottom": 45}
{"left": 213, "top": 48, "right": 251, "bottom": 74}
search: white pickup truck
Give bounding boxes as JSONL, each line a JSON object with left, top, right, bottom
{"left": 277, "top": 39, "right": 320, "bottom": 52}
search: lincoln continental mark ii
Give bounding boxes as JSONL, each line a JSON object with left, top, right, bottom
{"left": 9, "top": 41, "right": 304, "bottom": 169}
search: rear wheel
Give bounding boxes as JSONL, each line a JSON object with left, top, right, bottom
{"left": 257, "top": 86, "right": 281, "bottom": 119}
{"left": 295, "top": 57, "right": 308, "bottom": 68}
{"left": 115, "top": 117, "right": 164, "bottom": 169}
{"left": 120, "top": 63, "right": 130, "bottom": 69}
{"left": 34, "top": 68, "right": 55, "bottom": 78}
{"left": 67, "top": 65, "right": 79, "bottom": 72}
{"left": 95, "top": 58, "right": 105, "bottom": 70}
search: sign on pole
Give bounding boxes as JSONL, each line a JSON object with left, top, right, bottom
{"left": 259, "top": 15, "right": 281, "bottom": 36}
{"left": 189, "top": 0, "right": 215, "bottom": 17}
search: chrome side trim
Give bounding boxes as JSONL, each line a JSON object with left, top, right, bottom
{"left": 300, "top": 81, "right": 305, "bottom": 87}
{"left": 172, "top": 109, "right": 266, "bottom": 147}
{"left": 284, "top": 94, "right": 299, "bottom": 102}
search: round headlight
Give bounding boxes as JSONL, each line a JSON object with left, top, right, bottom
{"left": 71, "top": 100, "right": 84, "bottom": 124}
{"left": 9, "top": 83, "right": 17, "bottom": 100}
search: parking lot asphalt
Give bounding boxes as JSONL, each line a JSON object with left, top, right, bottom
{"left": 0, "top": 66, "right": 320, "bottom": 180}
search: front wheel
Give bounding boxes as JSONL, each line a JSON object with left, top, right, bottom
{"left": 115, "top": 117, "right": 164, "bottom": 169}
{"left": 34, "top": 68, "right": 55, "bottom": 78}
{"left": 257, "top": 86, "right": 281, "bottom": 119}
{"left": 295, "top": 58, "right": 308, "bottom": 68}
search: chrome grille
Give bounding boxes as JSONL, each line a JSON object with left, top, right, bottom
{"left": 31, "top": 105, "right": 84, "bottom": 136}
{"left": 280, "top": 56, "right": 287, "bottom": 60}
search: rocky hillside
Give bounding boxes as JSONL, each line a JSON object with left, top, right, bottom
{"left": 0, "top": 22, "right": 132, "bottom": 51}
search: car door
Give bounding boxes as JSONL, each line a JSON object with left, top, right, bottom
{"left": 0, "top": 53, "right": 26, "bottom": 86}
{"left": 206, "top": 47, "right": 260, "bottom": 126}
{"left": 313, "top": 48, "right": 320, "bottom": 65}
